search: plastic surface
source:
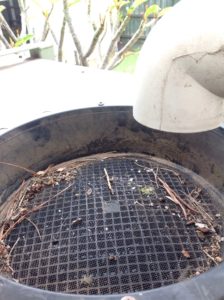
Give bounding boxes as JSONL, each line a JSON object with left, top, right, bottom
{"left": 0, "top": 245, "right": 224, "bottom": 300}
{"left": 0, "top": 106, "right": 224, "bottom": 299}
{"left": 133, "top": 0, "right": 224, "bottom": 133}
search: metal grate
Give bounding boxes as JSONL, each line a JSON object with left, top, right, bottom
{"left": 6, "top": 156, "right": 224, "bottom": 295}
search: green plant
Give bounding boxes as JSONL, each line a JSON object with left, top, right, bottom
{"left": 0, "top": 0, "right": 172, "bottom": 69}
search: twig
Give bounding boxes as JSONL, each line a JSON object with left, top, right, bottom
{"left": 104, "top": 168, "right": 114, "bottom": 195}
{"left": 100, "top": 15, "right": 130, "bottom": 69}
{"left": 154, "top": 167, "right": 159, "bottom": 188}
{"left": 29, "top": 182, "right": 75, "bottom": 213}
{"left": 26, "top": 218, "right": 41, "bottom": 241}
{"left": 8, "top": 237, "right": 20, "bottom": 256}
{"left": 0, "top": 162, "right": 35, "bottom": 175}
{"left": 134, "top": 200, "right": 144, "bottom": 207}
{"left": 58, "top": 16, "right": 66, "bottom": 61}
{"left": 1, "top": 182, "right": 74, "bottom": 240}
{"left": 49, "top": 27, "right": 59, "bottom": 46}
{"left": 135, "top": 160, "right": 198, "bottom": 217}
{"left": 134, "top": 161, "right": 153, "bottom": 171}
{"left": 203, "top": 249, "right": 218, "bottom": 266}
{"left": 1, "top": 214, "right": 25, "bottom": 240}
{"left": 190, "top": 188, "right": 202, "bottom": 199}
{"left": 41, "top": 4, "right": 54, "bottom": 41}
{"left": 159, "top": 167, "right": 180, "bottom": 177}
{"left": 186, "top": 193, "right": 213, "bottom": 227}
{"left": 97, "top": 17, "right": 107, "bottom": 60}
{"left": 0, "top": 30, "right": 11, "bottom": 48}
{"left": 87, "top": 0, "right": 91, "bottom": 16}
{"left": 63, "top": 0, "right": 86, "bottom": 66}
{"left": 107, "top": 19, "right": 147, "bottom": 70}
{"left": 0, "top": 13, "right": 18, "bottom": 43}
{"left": 84, "top": 17, "right": 105, "bottom": 59}
{"left": 157, "top": 177, "right": 187, "bottom": 219}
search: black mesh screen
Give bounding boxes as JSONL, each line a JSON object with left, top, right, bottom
{"left": 6, "top": 156, "right": 224, "bottom": 295}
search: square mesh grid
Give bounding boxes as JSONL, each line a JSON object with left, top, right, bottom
{"left": 6, "top": 157, "right": 223, "bottom": 295}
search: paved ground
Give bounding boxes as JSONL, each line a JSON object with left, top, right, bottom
{"left": 0, "top": 59, "right": 133, "bottom": 135}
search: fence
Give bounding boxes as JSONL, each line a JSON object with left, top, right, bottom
{"left": 120, "top": 0, "right": 180, "bottom": 49}
{"left": 1, "top": 0, "right": 20, "bottom": 33}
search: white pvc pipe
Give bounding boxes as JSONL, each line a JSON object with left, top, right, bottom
{"left": 133, "top": 0, "right": 224, "bottom": 133}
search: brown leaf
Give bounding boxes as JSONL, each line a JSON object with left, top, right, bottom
{"left": 57, "top": 167, "right": 65, "bottom": 172}
{"left": 182, "top": 249, "right": 191, "bottom": 258}
{"left": 195, "top": 223, "right": 210, "bottom": 233}
{"left": 86, "top": 188, "right": 92, "bottom": 196}
{"left": 196, "top": 230, "right": 206, "bottom": 242}
{"left": 108, "top": 255, "right": 117, "bottom": 261}
{"left": 215, "top": 256, "right": 223, "bottom": 263}
{"left": 35, "top": 170, "right": 46, "bottom": 176}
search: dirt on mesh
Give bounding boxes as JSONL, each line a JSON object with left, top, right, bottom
{"left": 0, "top": 152, "right": 223, "bottom": 281}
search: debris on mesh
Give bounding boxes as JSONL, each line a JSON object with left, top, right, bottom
{"left": 0, "top": 152, "right": 223, "bottom": 291}
{"left": 0, "top": 153, "right": 124, "bottom": 278}
{"left": 135, "top": 161, "right": 224, "bottom": 273}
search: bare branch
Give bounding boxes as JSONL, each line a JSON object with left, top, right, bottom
{"left": 74, "top": 50, "right": 80, "bottom": 64}
{"left": 49, "top": 27, "right": 59, "bottom": 46}
{"left": 100, "top": 15, "right": 130, "bottom": 69}
{"left": 0, "top": 13, "right": 17, "bottom": 43}
{"left": 0, "top": 161, "right": 35, "bottom": 175}
{"left": 107, "top": 18, "right": 156, "bottom": 70}
{"left": 108, "top": 54, "right": 123, "bottom": 69}
{"left": 87, "top": 0, "right": 91, "bottom": 16}
{"left": 84, "top": 17, "right": 105, "bottom": 59}
{"left": 41, "top": 4, "right": 54, "bottom": 41}
{"left": 18, "top": 0, "right": 29, "bottom": 37}
{"left": 0, "top": 30, "right": 11, "bottom": 48}
{"left": 58, "top": 16, "right": 66, "bottom": 61}
{"left": 98, "top": 19, "right": 108, "bottom": 60}
{"left": 63, "top": 0, "right": 87, "bottom": 66}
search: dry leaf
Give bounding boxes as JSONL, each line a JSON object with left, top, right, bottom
{"left": 80, "top": 274, "right": 93, "bottom": 285}
{"left": 36, "top": 170, "right": 46, "bottom": 176}
{"left": 195, "top": 223, "right": 210, "bottom": 233}
{"left": 182, "top": 249, "right": 191, "bottom": 258}
{"left": 86, "top": 188, "right": 92, "bottom": 196}
{"left": 57, "top": 167, "right": 65, "bottom": 172}
{"left": 215, "top": 256, "right": 223, "bottom": 263}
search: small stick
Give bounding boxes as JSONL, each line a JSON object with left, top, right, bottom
{"left": 159, "top": 167, "right": 180, "bottom": 177}
{"left": 154, "top": 167, "right": 159, "bottom": 188}
{"left": 1, "top": 182, "right": 74, "bottom": 240}
{"left": 34, "top": 182, "right": 74, "bottom": 209}
{"left": 104, "top": 168, "right": 114, "bottom": 194}
{"left": 9, "top": 237, "right": 20, "bottom": 256}
{"left": 134, "top": 200, "right": 144, "bottom": 207}
{"left": 26, "top": 218, "right": 41, "bottom": 241}
{"left": 187, "top": 193, "right": 213, "bottom": 224}
{"left": 0, "top": 162, "right": 35, "bottom": 175}
{"left": 158, "top": 177, "right": 187, "bottom": 219}
{"left": 203, "top": 250, "right": 218, "bottom": 266}
{"left": 134, "top": 161, "right": 152, "bottom": 170}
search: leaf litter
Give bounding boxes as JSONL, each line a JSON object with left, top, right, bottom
{"left": 0, "top": 152, "right": 223, "bottom": 282}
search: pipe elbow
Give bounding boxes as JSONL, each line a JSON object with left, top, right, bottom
{"left": 133, "top": 0, "right": 224, "bottom": 133}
